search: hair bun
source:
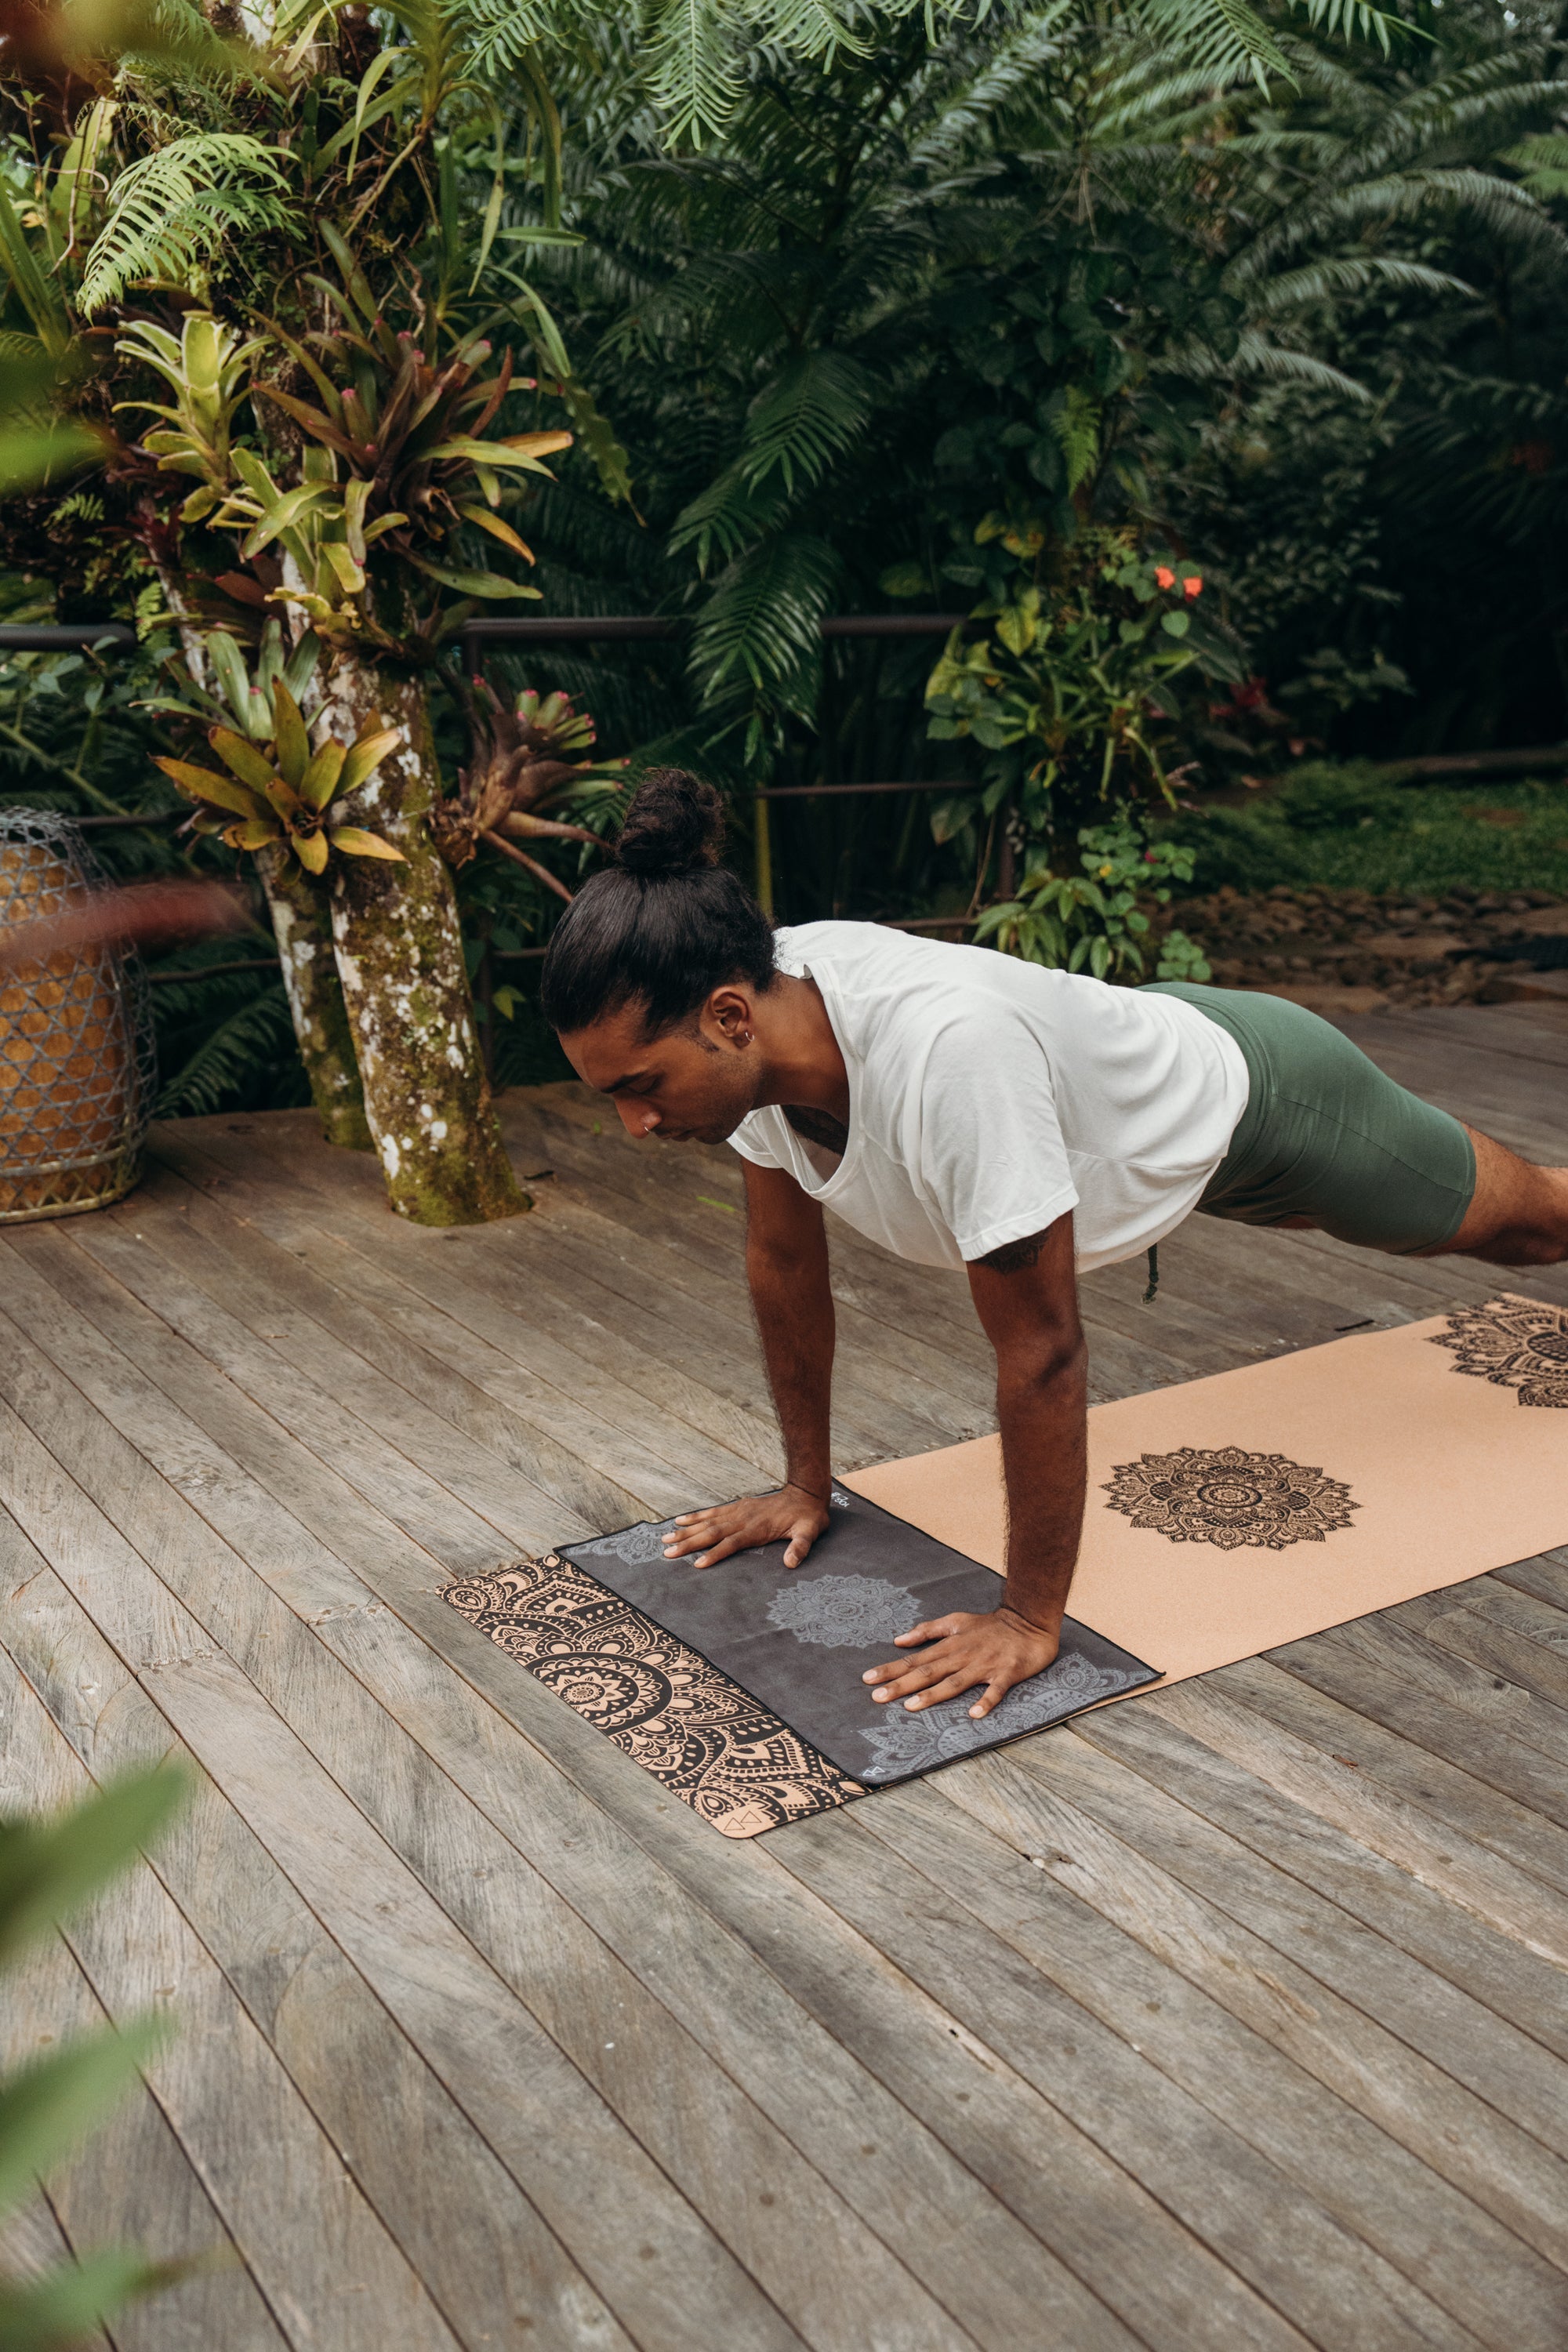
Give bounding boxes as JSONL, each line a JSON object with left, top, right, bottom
{"left": 615, "top": 768, "right": 725, "bottom": 879}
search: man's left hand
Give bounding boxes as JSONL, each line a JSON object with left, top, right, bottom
{"left": 862, "top": 1605, "right": 1061, "bottom": 1720}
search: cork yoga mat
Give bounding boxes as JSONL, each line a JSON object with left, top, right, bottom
{"left": 445, "top": 1294, "right": 1568, "bottom": 1839}
{"left": 846, "top": 1295, "right": 1568, "bottom": 1686}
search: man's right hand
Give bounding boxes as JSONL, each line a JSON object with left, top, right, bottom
{"left": 662, "top": 1483, "right": 831, "bottom": 1570}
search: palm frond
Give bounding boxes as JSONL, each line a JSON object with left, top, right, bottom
{"left": 1252, "top": 255, "right": 1476, "bottom": 311}
{"left": 688, "top": 530, "right": 840, "bottom": 713}
{"left": 738, "top": 351, "right": 876, "bottom": 494}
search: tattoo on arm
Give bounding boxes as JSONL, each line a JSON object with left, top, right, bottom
{"left": 784, "top": 1105, "right": 850, "bottom": 1157}
{"left": 978, "top": 1229, "right": 1050, "bottom": 1275}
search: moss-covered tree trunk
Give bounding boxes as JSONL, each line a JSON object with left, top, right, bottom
{"left": 314, "top": 654, "right": 527, "bottom": 1225}
{"left": 152, "top": 542, "right": 373, "bottom": 1151}
{"left": 258, "top": 848, "right": 372, "bottom": 1150}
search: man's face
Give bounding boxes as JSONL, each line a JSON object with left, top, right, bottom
{"left": 558, "top": 996, "right": 762, "bottom": 1145}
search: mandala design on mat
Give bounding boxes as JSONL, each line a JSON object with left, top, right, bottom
{"left": 1431, "top": 1296, "right": 1568, "bottom": 1410}
{"left": 1102, "top": 1446, "right": 1358, "bottom": 1551}
{"left": 443, "top": 1554, "right": 861, "bottom": 1838}
{"left": 855, "top": 1650, "right": 1137, "bottom": 1783}
{"left": 570, "top": 1519, "right": 678, "bottom": 1569}
{"left": 766, "top": 1574, "right": 918, "bottom": 1650}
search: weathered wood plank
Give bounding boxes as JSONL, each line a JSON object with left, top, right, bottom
{"left": 1071, "top": 1683, "right": 1568, "bottom": 2066}
{"left": 1163, "top": 1663, "right": 1568, "bottom": 1946}
{"left": 159, "top": 1123, "right": 786, "bottom": 1495}
{"left": 153, "top": 1134, "right": 708, "bottom": 1524}
{"left": 96, "top": 1180, "right": 599, "bottom": 1551}
{"left": 0, "top": 1426, "right": 825, "bottom": 2352}
{"left": 0, "top": 1297, "right": 986, "bottom": 2352}
{"left": 1410, "top": 1577, "right": 1568, "bottom": 1713}
{"left": 0, "top": 1878, "right": 287, "bottom": 2352}
{"left": 252, "top": 1105, "right": 968, "bottom": 1468}
{"left": 0, "top": 1218, "right": 1179, "bottom": 2352}
{"left": 0, "top": 1194, "right": 1319, "bottom": 2352}
{"left": 975, "top": 1733, "right": 1568, "bottom": 2216}
{"left": 1270, "top": 1619, "right": 1568, "bottom": 1838}
{"left": 2, "top": 1526, "right": 641, "bottom": 2352}
{"left": 776, "top": 1802, "right": 1483, "bottom": 2352}
{"left": 34, "top": 1214, "right": 587, "bottom": 1563}
{"left": 866, "top": 1772, "right": 1568, "bottom": 2350}
{"left": 0, "top": 1634, "right": 460, "bottom": 2352}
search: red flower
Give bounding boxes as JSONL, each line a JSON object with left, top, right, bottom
{"left": 1155, "top": 565, "right": 1175, "bottom": 590}
{"left": 1182, "top": 575, "right": 1203, "bottom": 600}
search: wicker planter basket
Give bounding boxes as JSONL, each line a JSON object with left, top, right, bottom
{"left": 0, "top": 810, "right": 154, "bottom": 1222}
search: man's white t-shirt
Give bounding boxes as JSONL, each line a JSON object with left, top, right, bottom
{"left": 728, "top": 922, "right": 1249, "bottom": 1272}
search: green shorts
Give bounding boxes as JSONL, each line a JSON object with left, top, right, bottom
{"left": 1144, "top": 982, "right": 1476, "bottom": 1255}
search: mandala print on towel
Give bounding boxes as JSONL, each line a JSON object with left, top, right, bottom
{"left": 766, "top": 1574, "right": 919, "bottom": 1650}
{"left": 443, "top": 1554, "right": 861, "bottom": 1838}
{"left": 855, "top": 1649, "right": 1138, "bottom": 1784}
{"left": 1432, "top": 1296, "right": 1568, "bottom": 1410}
{"left": 1102, "top": 1446, "right": 1359, "bottom": 1551}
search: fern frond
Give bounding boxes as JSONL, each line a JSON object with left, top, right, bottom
{"left": 689, "top": 530, "right": 840, "bottom": 713}
{"left": 153, "top": 983, "right": 298, "bottom": 1117}
{"left": 78, "top": 136, "right": 293, "bottom": 316}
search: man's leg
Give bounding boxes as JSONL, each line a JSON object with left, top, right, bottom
{"left": 1149, "top": 982, "right": 1568, "bottom": 1267}
{"left": 1428, "top": 1126, "right": 1568, "bottom": 1265}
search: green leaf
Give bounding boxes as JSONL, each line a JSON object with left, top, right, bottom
{"left": 281, "top": 632, "right": 322, "bottom": 704}
{"left": 209, "top": 729, "right": 281, "bottom": 793}
{"left": 153, "top": 758, "right": 262, "bottom": 819}
{"left": 494, "top": 227, "right": 584, "bottom": 247}
{"left": 299, "top": 739, "right": 346, "bottom": 811}
{"left": 270, "top": 682, "right": 310, "bottom": 791}
{"left": 0, "top": 2244, "right": 183, "bottom": 2351}
{"left": 0, "top": 1769, "right": 187, "bottom": 1972}
{"left": 455, "top": 504, "right": 535, "bottom": 560}
{"left": 0, "top": 422, "right": 103, "bottom": 497}
{"left": 204, "top": 631, "right": 257, "bottom": 733}
{"left": 328, "top": 826, "right": 405, "bottom": 860}
{"left": 405, "top": 558, "right": 541, "bottom": 600}
{"left": 0, "top": 2019, "right": 167, "bottom": 2216}
{"left": 338, "top": 727, "right": 403, "bottom": 797}
{"left": 1160, "top": 609, "right": 1191, "bottom": 638}
{"left": 240, "top": 483, "right": 337, "bottom": 561}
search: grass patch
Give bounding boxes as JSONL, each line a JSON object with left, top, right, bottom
{"left": 1169, "top": 764, "right": 1568, "bottom": 897}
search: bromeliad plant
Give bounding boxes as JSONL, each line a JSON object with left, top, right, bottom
{"left": 246, "top": 231, "right": 573, "bottom": 648}
{"left": 433, "top": 681, "right": 622, "bottom": 897}
{"left": 151, "top": 626, "right": 402, "bottom": 873}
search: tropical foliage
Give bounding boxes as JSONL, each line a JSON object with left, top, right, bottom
{"left": 1, "top": 0, "right": 1566, "bottom": 1112}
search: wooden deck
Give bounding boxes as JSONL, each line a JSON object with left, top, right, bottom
{"left": 3, "top": 1000, "right": 1568, "bottom": 2352}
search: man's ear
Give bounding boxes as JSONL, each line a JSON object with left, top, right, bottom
{"left": 702, "top": 983, "right": 756, "bottom": 1048}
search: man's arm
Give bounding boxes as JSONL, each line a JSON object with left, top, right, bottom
{"left": 862, "top": 1210, "right": 1086, "bottom": 1719}
{"left": 662, "top": 1160, "right": 835, "bottom": 1570}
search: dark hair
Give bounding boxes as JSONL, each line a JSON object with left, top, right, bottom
{"left": 541, "top": 768, "right": 776, "bottom": 1035}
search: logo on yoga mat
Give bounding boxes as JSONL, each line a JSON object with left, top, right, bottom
{"left": 1432, "top": 1297, "right": 1568, "bottom": 1410}
{"left": 1102, "top": 1446, "right": 1359, "bottom": 1550}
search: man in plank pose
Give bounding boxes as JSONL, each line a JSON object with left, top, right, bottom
{"left": 543, "top": 770, "right": 1568, "bottom": 1723}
